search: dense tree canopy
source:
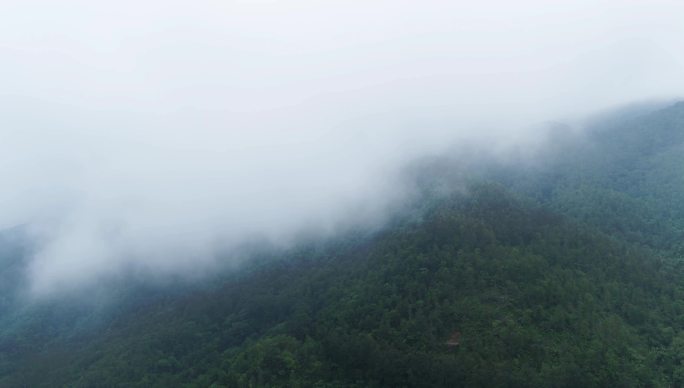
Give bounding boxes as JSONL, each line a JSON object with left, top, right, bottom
{"left": 2, "top": 102, "right": 684, "bottom": 387}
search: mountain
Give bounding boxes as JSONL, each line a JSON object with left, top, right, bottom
{"left": 502, "top": 101, "right": 684, "bottom": 254}
{"left": 2, "top": 102, "right": 684, "bottom": 387}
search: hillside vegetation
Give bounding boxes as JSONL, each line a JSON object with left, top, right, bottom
{"left": 2, "top": 102, "right": 684, "bottom": 387}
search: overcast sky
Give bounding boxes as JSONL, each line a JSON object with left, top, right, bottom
{"left": 1, "top": 0, "right": 683, "bottom": 296}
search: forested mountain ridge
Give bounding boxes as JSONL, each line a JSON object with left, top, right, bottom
{"left": 495, "top": 101, "right": 684, "bottom": 254}
{"left": 2, "top": 102, "right": 684, "bottom": 387}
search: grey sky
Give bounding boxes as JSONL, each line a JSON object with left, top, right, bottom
{"left": 1, "top": 1, "right": 683, "bottom": 296}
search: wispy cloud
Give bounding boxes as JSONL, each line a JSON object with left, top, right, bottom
{"left": 0, "top": 0, "right": 682, "bottom": 295}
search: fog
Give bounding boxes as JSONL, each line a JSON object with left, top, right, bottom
{"left": 1, "top": 1, "right": 683, "bottom": 296}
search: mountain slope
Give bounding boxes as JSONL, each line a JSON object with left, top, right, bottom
{"left": 3, "top": 184, "right": 684, "bottom": 387}
{"left": 3, "top": 102, "right": 684, "bottom": 387}
{"left": 497, "top": 101, "right": 684, "bottom": 254}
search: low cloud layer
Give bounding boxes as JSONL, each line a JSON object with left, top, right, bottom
{"left": 1, "top": 0, "right": 683, "bottom": 296}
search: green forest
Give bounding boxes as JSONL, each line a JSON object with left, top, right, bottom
{"left": 3, "top": 102, "right": 684, "bottom": 387}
